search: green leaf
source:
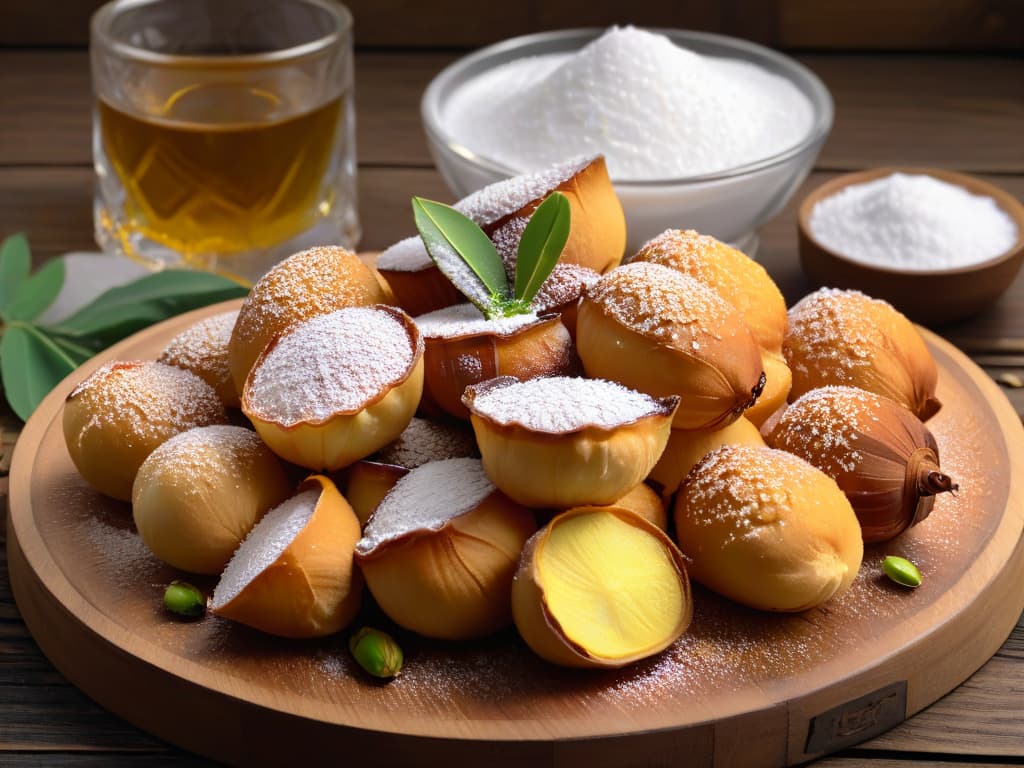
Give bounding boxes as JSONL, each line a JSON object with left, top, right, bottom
{"left": 48, "top": 270, "right": 246, "bottom": 346}
{"left": 514, "top": 192, "right": 571, "bottom": 305}
{"left": 1, "top": 323, "right": 78, "bottom": 421}
{"left": 0, "top": 233, "right": 32, "bottom": 316}
{"left": 48, "top": 333, "right": 96, "bottom": 365}
{"left": 5, "top": 258, "right": 65, "bottom": 322}
{"left": 412, "top": 197, "right": 508, "bottom": 307}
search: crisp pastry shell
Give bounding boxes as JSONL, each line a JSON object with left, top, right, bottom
{"left": 463, "top": 377, "right": 677, "bottom": 508}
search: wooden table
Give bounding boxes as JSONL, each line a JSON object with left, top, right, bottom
{"left": 2, "top": 48, "right": 1023, "bottom": 766}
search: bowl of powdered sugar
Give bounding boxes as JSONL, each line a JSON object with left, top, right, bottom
{"left": 799, "top": 167, "right": 1024, "bottom": 325}
{"left": 422, "top": 26, "right": 832, "bottom": 255}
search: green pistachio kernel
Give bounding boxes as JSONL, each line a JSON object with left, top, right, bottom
{"left": 882, "top": 556, "right": 922, "bottom": 588}
{"left": 349, "top": 627, "right": 403, "bottom": 679}
{"left": 163, "top": 580, "right": 206, "bottom": 618}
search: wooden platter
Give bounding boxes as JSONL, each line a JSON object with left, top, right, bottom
{"left": 8, "top": 300, "right": 1024, "bottom": 767}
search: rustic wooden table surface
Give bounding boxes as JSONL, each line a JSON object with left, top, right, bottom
{"left": 1, "top": 47, "right": 1023, "bottom": 766}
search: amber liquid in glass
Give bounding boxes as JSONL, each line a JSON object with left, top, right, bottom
{"left": 98, "top": 83, "right": 342, "bottom": 267}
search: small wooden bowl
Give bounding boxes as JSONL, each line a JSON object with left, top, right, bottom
{"left": 798, "top": 167, "right": 1024, "bottom": 326}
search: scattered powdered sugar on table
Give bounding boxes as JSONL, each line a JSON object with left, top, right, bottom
{"left": 247, "top": 307, "right": 418, "bottom": 425}
{"left": 357, "top": 458, "right": 495, "bottom": 554}
{"left": 212, "top": 489, "right": 320, "bottom": 608}
{"left": 52, "top": 330, "right": 1010, "bottom": 717}
{"left": 415, "top": 303, "right": 541, "bottom": 338}
{"left": 69, "top": 360, "right": 227, "bottom": 441}
{"left": 444, "top": 27, "right": 813, "bottom": 180}
{"left": 810, "top": 173, "right": 1018, "bottom": 270}
{"left": 372, "top": 417, "right": 479, "bottom": 468}
{"left": 586, "top": 262, "right": 731, "bottom": 342}
{"left": 469, "top": 376, "right": 665, "bottom": 432}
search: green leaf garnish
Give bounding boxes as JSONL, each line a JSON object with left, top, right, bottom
{"left": 50, "top": 270, "right": 246, "bottom": 346}
{"left": 0, "top": 237, "right": 249, "bottom": 422}
{"left": 1, "top": 324, "right": 79, "bottom": 421}
{"left": 0, "top": 233, "right": 32, "bottom": 317}
{"left": 412, "top": 197, "right": 508, "bottom": 317}
{"left": 514, "top": 192, "right": 571, "bottom": 305}
{"left": 5, "top": 258, "right": 65, "bottom": 322}
{"left": 412, "top": 192, "right": 571, "bottom": 320}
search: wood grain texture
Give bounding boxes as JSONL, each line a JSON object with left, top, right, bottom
{"left": 6, "top": 304, "right": 1024, "bottom": 766}
{"left": 0, "top": 683, "right": 165, "bottom": 751}
{"left": 822, "top": 760, "right": 1024, "bottom": 768}
{"left": 3, "top": 0, "right": 1021, "bottom": 50}
{"left": 1, "top": 44, "right": 1023, "bottom": 765}
{"left": 0, "top": 756, "right": 210, "bottom": 767}
{"left": 778, "top": 0, "right": 1024, "bottom": 51}
{"left": 13, "top": 515, "right": 1022, "bottom": 757}
{"left": 0, "top": 50, "right": 452, "bottom": 168}
{"left": 4, "top": 52, "right": 1023, "bottom": 173}
{"left": 864, "top": 655, "right": 1024, "bottom": 756}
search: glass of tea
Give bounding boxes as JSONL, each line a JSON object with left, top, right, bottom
{"left": 90, "top": 0, "right": 358, "bottom": 285}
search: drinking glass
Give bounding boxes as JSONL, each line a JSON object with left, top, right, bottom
{"left": 91, "top": 0, "right": 359, "bottom": 285}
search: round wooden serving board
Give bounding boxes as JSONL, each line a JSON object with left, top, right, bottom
{"left": 8, "top": 301, "right": 1024, "bottom": 768}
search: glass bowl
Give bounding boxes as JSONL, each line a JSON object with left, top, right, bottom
{"left": 421, "top": 28, "right": 833, "bottom": 256}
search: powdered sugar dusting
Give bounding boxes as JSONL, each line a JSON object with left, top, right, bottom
{"left": 531, "top": 263, "right": 599, "bottom": 314}
{"left": 159, "top": 310, "right": 238, "bottom": 399}
{"left": 143, "top": 425, "right": 269, "bottom": 488}
{"left": 247, "top": 307, "right": 420, "bottom": 426}
{"left": 444, "top": 27, "right": 812, "bottom": 180}
{"left": 233, "top": 246, "right": 376, "bottom": 351}
{"left": 469, "top": 376, "right": 667, "bottom": 432}
{"left": 377, "top": 236, "right": 432, "bottom": 273}
{"left": 784, "top": 288, "right": 901, "bottom": 383}
{"left": 631, "top": 228, "right": 784, "bottom": 350}
{"left": 415, "top": 303, "right": 541, "bottom": 339}
{"left": 378, "top": 155, "right": 591, "bottom": 278}
{"left": 357, "top": 458, "right": 495, "bottom": 554}
{"left": 373, "top": 417, "right": 479, "bottom": 468}
{"left": 69, "top": 361, "right": 227, "bottom": 442}
{"left": 488, "top": 216, "right": 526, "bottom": 279}
{"left": 454, "top": 156, "right": 594, "bottom": 225}
{"left": 633, "top": 228, "right": 735, "bottom": 277}
{"left": 212, "top": 489, "right": 320, "bottom": 608}
{"left": 810, "top": 173, "right": 1018, "bottom": 270}
{"left": 681, "top": 445, "right": 828, "bottom": 545}
{"left": 43, "top": 339, "right": 1012, "bottom": 721}
{"left": 768, "top": 386, "right": 889, "bottom": 474}
{"left": 416, "top": 236, "right": 494, "bottom": 309}
{"left": 585, "top": 262, "right": 733, "bottom": 342}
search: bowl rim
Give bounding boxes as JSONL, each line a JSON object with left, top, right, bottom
{"left": 421, "top": 26, "right": 834, "bottom": 187}
{"left": 798, "top": 166, "right": 1024, "bottom": 277}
